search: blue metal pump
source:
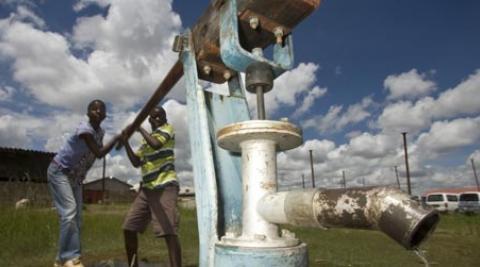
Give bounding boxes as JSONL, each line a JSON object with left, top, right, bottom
{"left": 175, "top": 1, "right": 439, "bottom": 266}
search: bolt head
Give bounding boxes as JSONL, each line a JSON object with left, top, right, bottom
{"left": 249, "top": 16, "right": 259, "bottom": 30}
{"left": 223, "top": 71, "right": 232, "bottom": 81}
{"left": 273, "top": 27, "right": 284, "bottom": 44}
{"left": 203, "top": 65, "right": 211, "bottom": 75}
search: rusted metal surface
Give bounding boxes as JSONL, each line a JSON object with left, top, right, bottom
{"left": 260, "top": 187, "right": 439, "bottom": 249}
{"left": 192, "top": 0, "right": 322, "bottom": 83}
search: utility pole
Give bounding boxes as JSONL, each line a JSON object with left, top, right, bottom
{"left": 102, "top": 156, "right": 106, "bottom": 203}
{"left": 394, "top": 166, "right": 401, "bottom": 190}
{"left": 471, "top": 158, "right": 480, "bottom": 191}
{"left": 301, "top": 174, "right": 305, "bottom": 189}
{"left": 342, "top": 170, "right": 346, "bottom": 189}
{"left": 401, "top": 132, "right": 412, "bottom": 195}
{"left": 309, "top": 149, "right": 315, "bottom": 188}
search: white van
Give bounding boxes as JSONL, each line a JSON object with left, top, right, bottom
{"left": 458, "top": 192, "right": 480, "bottom": 214}
{"left": 425, "top": 193, "right": 459, "bottom": 212}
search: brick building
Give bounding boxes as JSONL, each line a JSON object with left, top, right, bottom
{"left": 83, "top": 177, "right": 135, "bottom": 203}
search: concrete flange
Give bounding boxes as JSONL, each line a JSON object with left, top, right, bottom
{"left": 217, "top": 120, "right": 303, "bottom": 153}
{"left": 215, "top": 242, "right": 308, "bottom": 267}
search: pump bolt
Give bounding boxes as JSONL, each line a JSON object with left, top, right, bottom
{"left": 223, "top": 70, "right": 232, "bottom": 81}
{"left": 273, "top": 26, "right": 284, "bottom": 44}
{"left": 203, "top": 65, "right": 211, "bottom": 75}
{"left": 249, "top": 16, "right": 259, "bottom": 30}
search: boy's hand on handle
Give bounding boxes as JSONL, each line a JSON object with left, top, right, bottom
{"left": 116, "top": 124, "right": 136, "bottom": 150}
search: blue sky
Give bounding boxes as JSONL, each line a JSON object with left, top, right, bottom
{"left": 0, "top": 0, "right": 479, "bottom": 195}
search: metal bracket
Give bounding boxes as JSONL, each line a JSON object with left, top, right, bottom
{"left": 219, "top": 0, "right": 295, "bottom": 78}
{"left": 172, "top": 34, "right": 189, "bottom": 52}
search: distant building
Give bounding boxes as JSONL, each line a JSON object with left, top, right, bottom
{"left": 83, "top": 176, "right": 135, "bottom": 203}
{"left": 0, "top": 147, "right": 54, "bottom": 205}
{"left": 0, "top": 147, "right": 54, "bottom": 182}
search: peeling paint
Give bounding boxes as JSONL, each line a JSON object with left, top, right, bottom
{"left": 273, "top": 187, "right": 439, "bottom": 249}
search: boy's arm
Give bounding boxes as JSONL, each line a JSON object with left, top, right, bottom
{"left": 119, "top": 128, "right": 142, "bottom": 168}
{"left": 123, "top": 138, "right": 143, "bottom": 168}
{"left": 81, "top": 133, "right": 120, "bottom": 158}
{"left": 138, "top": 126, "right": 163, "bottom": 149}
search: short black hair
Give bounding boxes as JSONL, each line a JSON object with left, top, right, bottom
{"left": 153, "top": 106, "right": 166, "bottom": 116}
{"left": 88, "top": 99, "right": 105, "bottom": 110}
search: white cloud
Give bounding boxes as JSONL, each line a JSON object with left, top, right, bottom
{"left": 280, "top": 139, "right": 336, "bottom": 166}
{"left": 347, "top": 133, "right": 398, "bottom": 159}
{"left": 0, "top": 2, "right": 190, "bottom": 184}
{"left": 416, "top": 116, "right": 480, "bottom": 156}
{"left": 377, "top": 70, "right": 480, "bottom": 134}
{"left": 469, "top": 150, "right": 480, "bottom": 163}
{"left": 73, "top": 0, "right": 111, "bottom": 12}
{"left": 384, "top": 69, "right": 436, "bottom": 100}
{"left": 377, "top": 98, "right": 435, "bottom": 134}
{"left": 15, "top": 5, "right": 46, "bottom": 28}
{"left": 292, "top": 86, "right": 327, "bottom": 117}
{"left": 0, "top": 114, "right": 35, "bottom": 148}
{"left": 0, "top": 85, "right": 14, "bottom": 101}
{"left": 0, "top": 0, "right": 182, "bottom": 112}
{"left": 432, "top": 70, "right": 480, "bottom": 117}
{"left": 0, "top": 109, "right": 84, "bottom": 150}
{"left": 302, "top": 96, "right": 373, "bottom": 133}
{"left": 345, "top": 130, "right": 362, "bottom": 139}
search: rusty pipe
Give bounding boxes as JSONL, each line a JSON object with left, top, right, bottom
{"left": 117, "top": 60, "right": 183, "bottom": 149}
{"left": 257, "top": 186, "right": 439, "bottom": 249}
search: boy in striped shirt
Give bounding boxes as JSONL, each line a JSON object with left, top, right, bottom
{"left": 121, "top": 106, "right": 181, "bottom": 267}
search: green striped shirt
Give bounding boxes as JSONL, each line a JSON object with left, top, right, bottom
{"left": 136, "top": 123, "right": 176, "bottom": 189}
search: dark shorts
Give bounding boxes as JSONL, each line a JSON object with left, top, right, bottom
{"left": 122, "top": 185, "right": 179, "bottom": 237}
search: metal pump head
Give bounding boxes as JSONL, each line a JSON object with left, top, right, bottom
{"left": 245, "top": 61, "right": 274, "bottom": 120}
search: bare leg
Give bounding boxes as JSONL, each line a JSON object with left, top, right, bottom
{"left": 124, "top": 230, "right": 138, "bottom": 267}
{"left": 165, "top": 235, "right": 182, "bottom": 267}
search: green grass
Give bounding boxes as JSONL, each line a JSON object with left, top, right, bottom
{"left": 287, "top": 214, "right": 480, "bottom": 266}
{"left": 1, "top": 204, "right": 479, "bottom": 267}
{"left": 0, "top": 204, "right": 198, "bottom": 267}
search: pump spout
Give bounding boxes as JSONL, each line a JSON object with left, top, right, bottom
{"left": 258, "top": 186, "right": 439, "bottom": 249}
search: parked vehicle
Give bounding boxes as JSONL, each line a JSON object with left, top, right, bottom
{"left": 458, "top": 192, "right": 480, "bottom": 214}
{"left": 425, "top": 192, "right": 459, "bottom": 212}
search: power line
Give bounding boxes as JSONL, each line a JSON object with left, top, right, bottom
{"left": 401, "top": 132, "right": 412, "bottom": 195}
{"left": 394, "top": 165, "right": 401, "bottom": 190}
{"left": 309, "top": 149, "right": 315, "bottom": 188}
{"left": 471, "top": 158, "right": 480, "bottom": 191}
